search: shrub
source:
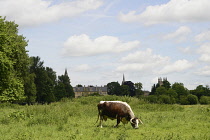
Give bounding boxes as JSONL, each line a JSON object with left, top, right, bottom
{"left": 187, "top": 94, "right": 198, "bottom": 105}
{"left": 159, "top": 95, "right": 171, "bottom": 104}
{"left": 180, "top": 95, "right": 198, "bottom": 105}
{"left": 145, "top": 95, "right": 158, "bottom": 103}
{"left": 159, "top": 95, "right": 176, "bottom": 104}
{"left": 200, "top": 96, "right": 210, "bottom": 104}
{"left": 180, "top": 96, "right": 189, "bottom": 105}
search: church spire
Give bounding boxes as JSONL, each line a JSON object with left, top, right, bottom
{"left": 64, "top": 68, "right": 68, "bottom": 76}
{"left": 122, "top": 74, "right": 125, "bottom": 85}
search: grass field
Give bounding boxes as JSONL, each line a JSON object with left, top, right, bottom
{"left": 0, "top": 95, "right": 210, "bottom": 140}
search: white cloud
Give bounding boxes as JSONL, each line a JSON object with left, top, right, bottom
{"left": 73, "top": 64, "right": 91, "bottom": 72}
{"left": 178, "top": 46, "right": 194, "bottom": 54}
{"left": 195, "top": 30, "right": 210, "bottom": 42}
{"left": 158, "top": 59, "right": 193, "bottom": 74}
{"left": 195, "top": 66, "right": 210, "bottom": 76}
{"left": 197, "top": 43, "right": 210, "bottom": 62}
{"left": 0, "top": 0, "right": 103, "bottom": 27}
{"left": 62, "top": 34, "right": 140, "bottom": 56}
{"left": 116, "top": 48, "right": 170, "bottom": 72}
{"left": 163, "top": 26, "right": 191, "bottom": 42}
{"left": 199, "top": 54, "right": 210, "bottom": 62}
{"left": 119, "top": 0, "right": 210, "bottom": 25}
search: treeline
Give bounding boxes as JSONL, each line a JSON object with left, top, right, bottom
{"left": 148, "top": 79, "right": 210, "bottom": 104}
{"left": 0, "top": 17, "right": 74, "bottom": 104}
{"left": 107, "top": 79, "right": 210, "bottom": 105}
{"left": 107, "top": 81, "right": 144, "bottom": 97}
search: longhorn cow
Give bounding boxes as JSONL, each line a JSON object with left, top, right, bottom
{"left": 97, "top": 101, "right": 143, "bottom": 129}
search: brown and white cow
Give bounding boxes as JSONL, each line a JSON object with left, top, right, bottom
{"left": 97, "top": 101, "right": 143, "bottom": 129}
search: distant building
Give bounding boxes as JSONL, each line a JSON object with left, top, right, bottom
{"left": 73, "top": 85, "right": 107, "bottom": 98}
{"left": 158, "top": 77, "right": 167, "bottom": 86}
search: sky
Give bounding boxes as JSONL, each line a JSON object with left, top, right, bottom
{"left": 1, "top": 0, "right": 210, "bottom": 90}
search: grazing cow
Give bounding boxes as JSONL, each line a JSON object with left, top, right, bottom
{"left": 97, "top": 101, "right": 143, "bottom": 129}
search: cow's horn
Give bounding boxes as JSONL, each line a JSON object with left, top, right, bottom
{"left": 138, "top": 119, "right": 143, "bottom": 124}
{"left": 130, "top": 118, "right": 135, "bottom": 124}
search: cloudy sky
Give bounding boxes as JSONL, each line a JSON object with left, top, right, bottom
{"left": 1, "top": 0, "right": 210, "bottom": 90}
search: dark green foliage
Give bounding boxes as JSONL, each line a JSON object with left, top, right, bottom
{"left": 29, "top": 56, "right": 56, "bottom": 103}
{"left": 145, "top": 95, "right": 159, "bottom": 103}
{"left": 155, "top": 86, "right": 168, "bottom": 96}
{"left": 172, "top": 82, "right": 189, "bottom": 98}
{"left": 54, "top": 69, "right": 74, "bottom": 101}
{"left": 159, "top": 95, "right": 171, "bottom": 104}
{"left": 199, "top": 96, "right": 210, "bottom": 104}
{"left": 135, "top": 82, "right": 144, "bottom": 96}
{"left": 150, "top": 84, "right": 156, "bottom": 95}
{"left": 121, "top": 85, "right": 130, "bottom": 96}
{"left": 122, "top": 81, "right": 136, "bottom": 96}
{"left": 180, "top": 96, "right": 189, "bottom": 105}
{"left": 107, "top": 82, "right": 121, "bottom": 95}
{"left": 24, "top": 73, "right": 36, "bottom": 104}
{"left": 187, "top": 94, "right": 198, "bottom": 105}
{"left": 190, "top": 85, "right": 210, "bottom": 99}
{"left": 180, "top": 94, "right": 198, "bottom": 105}
{"left": 162, "top": 79, "right": 171, "bottom": 89}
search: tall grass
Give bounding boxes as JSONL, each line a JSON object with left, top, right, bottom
{"left": 0, "top": 95, "right": 210, "bottom": 140}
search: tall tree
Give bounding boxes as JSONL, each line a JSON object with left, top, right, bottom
{"left": 30, "top": 56, "right": 55, "bottom": 103}
{"left": 135, "top": 82, "right": 144, "bottom": 96}
{"left": 162, "top": 79, "right": 171, "bottom": 89}
{"left": 172, "top": 82, "right": 188, "bottom": 98}
{"left": 0, "top": 17, "right": 29, "bottom": 102}
{"left": 107, "top": 82, "right": 121, "bottom": 95}
{"left": 55, "top": 69, "right": 74, "bottom": 100}
{"left": 121, "top": 85, "right": 130, "bottom": 96}
{"left": 123, "top": 81, "right": 136, "bottom": 96}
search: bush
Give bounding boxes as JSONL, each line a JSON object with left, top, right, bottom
{"left": 180, "top": 94, "right": 198, "bottom": 105}
{"left": 180, "top": 96, "right": 189, "bottom": 105}
{"left": 159, "top": 95, "right": 171, "bottom": 104}
{"left": 200, "top": 96, "right": 210, "bottom": 104}
{"left": 159, "top": 95, "right": 176, "bottom": 104}
{"left": 187, "top": 94, "right": 198, "bottom": 105}
{"left": 145, "top": 95, "right": 159, "bottom": 103}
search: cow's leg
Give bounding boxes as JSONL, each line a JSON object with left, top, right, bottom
{"left": 114, "top": 116, "right": 121, "bottom": 128}
{"left": 99, "top": 115, "right": 103, "bottom": 128}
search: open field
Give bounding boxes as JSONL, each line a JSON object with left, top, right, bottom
{"left": 0, "top": 96, "right": 210, "bottom": 140}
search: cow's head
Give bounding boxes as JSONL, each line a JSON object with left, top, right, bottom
{"left": 130, "top": 117, "right": 143, "bottom": 129}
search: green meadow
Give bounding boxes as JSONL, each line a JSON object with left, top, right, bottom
{"left": 0, "top": 96, "right": 210, "bottom": 140}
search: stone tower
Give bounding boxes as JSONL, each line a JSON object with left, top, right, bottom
{"left": 158, "top": 77, "right": 163, "bottom": 86}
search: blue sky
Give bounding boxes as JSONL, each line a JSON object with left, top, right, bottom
{"left": 1, "top": 0, "right": 210, "bottom": 90}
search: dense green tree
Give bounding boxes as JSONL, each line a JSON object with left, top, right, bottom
{"left": 135, "top": 82, "right": 144, "bottom": 96}
{"left": 187, "top": 94, "right": 198, "bottom": 105}
{"left": 199, "top": 96, "right": 210, "bottom": 104}
{"left": 24, "top": 73, "right": 36, "bottom": 104}
{"left": 30, "top": 56, "right": 55, "bottom": 103}
{"left": 191, "top": 85, "right": 210, "bottom": 99}
{"left": 0, "top": 17, "right": 29, "bottom": 102}
{"left": 150, "top": 84, "right": 156, "bottom": 95}
{"left": 123, "top": 81, "right": 136, "bottom": 96}
{"left": 54, "top": 69, "right": 74, "bottom": 100}
{"left": 162, "top": 79, "right": 171, "bottom": 89}
{"left": 107, "top": 82, "right": 121, "bottom": 95}
{"left": 155, "top": 86, "right": 168, "bottom": 96}
{"left": 121, "top": 85, "right": 130, "bottom": 96}
{"left": 167, "top": 88, "right": 178, "bottom": 98}
{"left": 172, "top": 83, "right": 188, "bottom": 98}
